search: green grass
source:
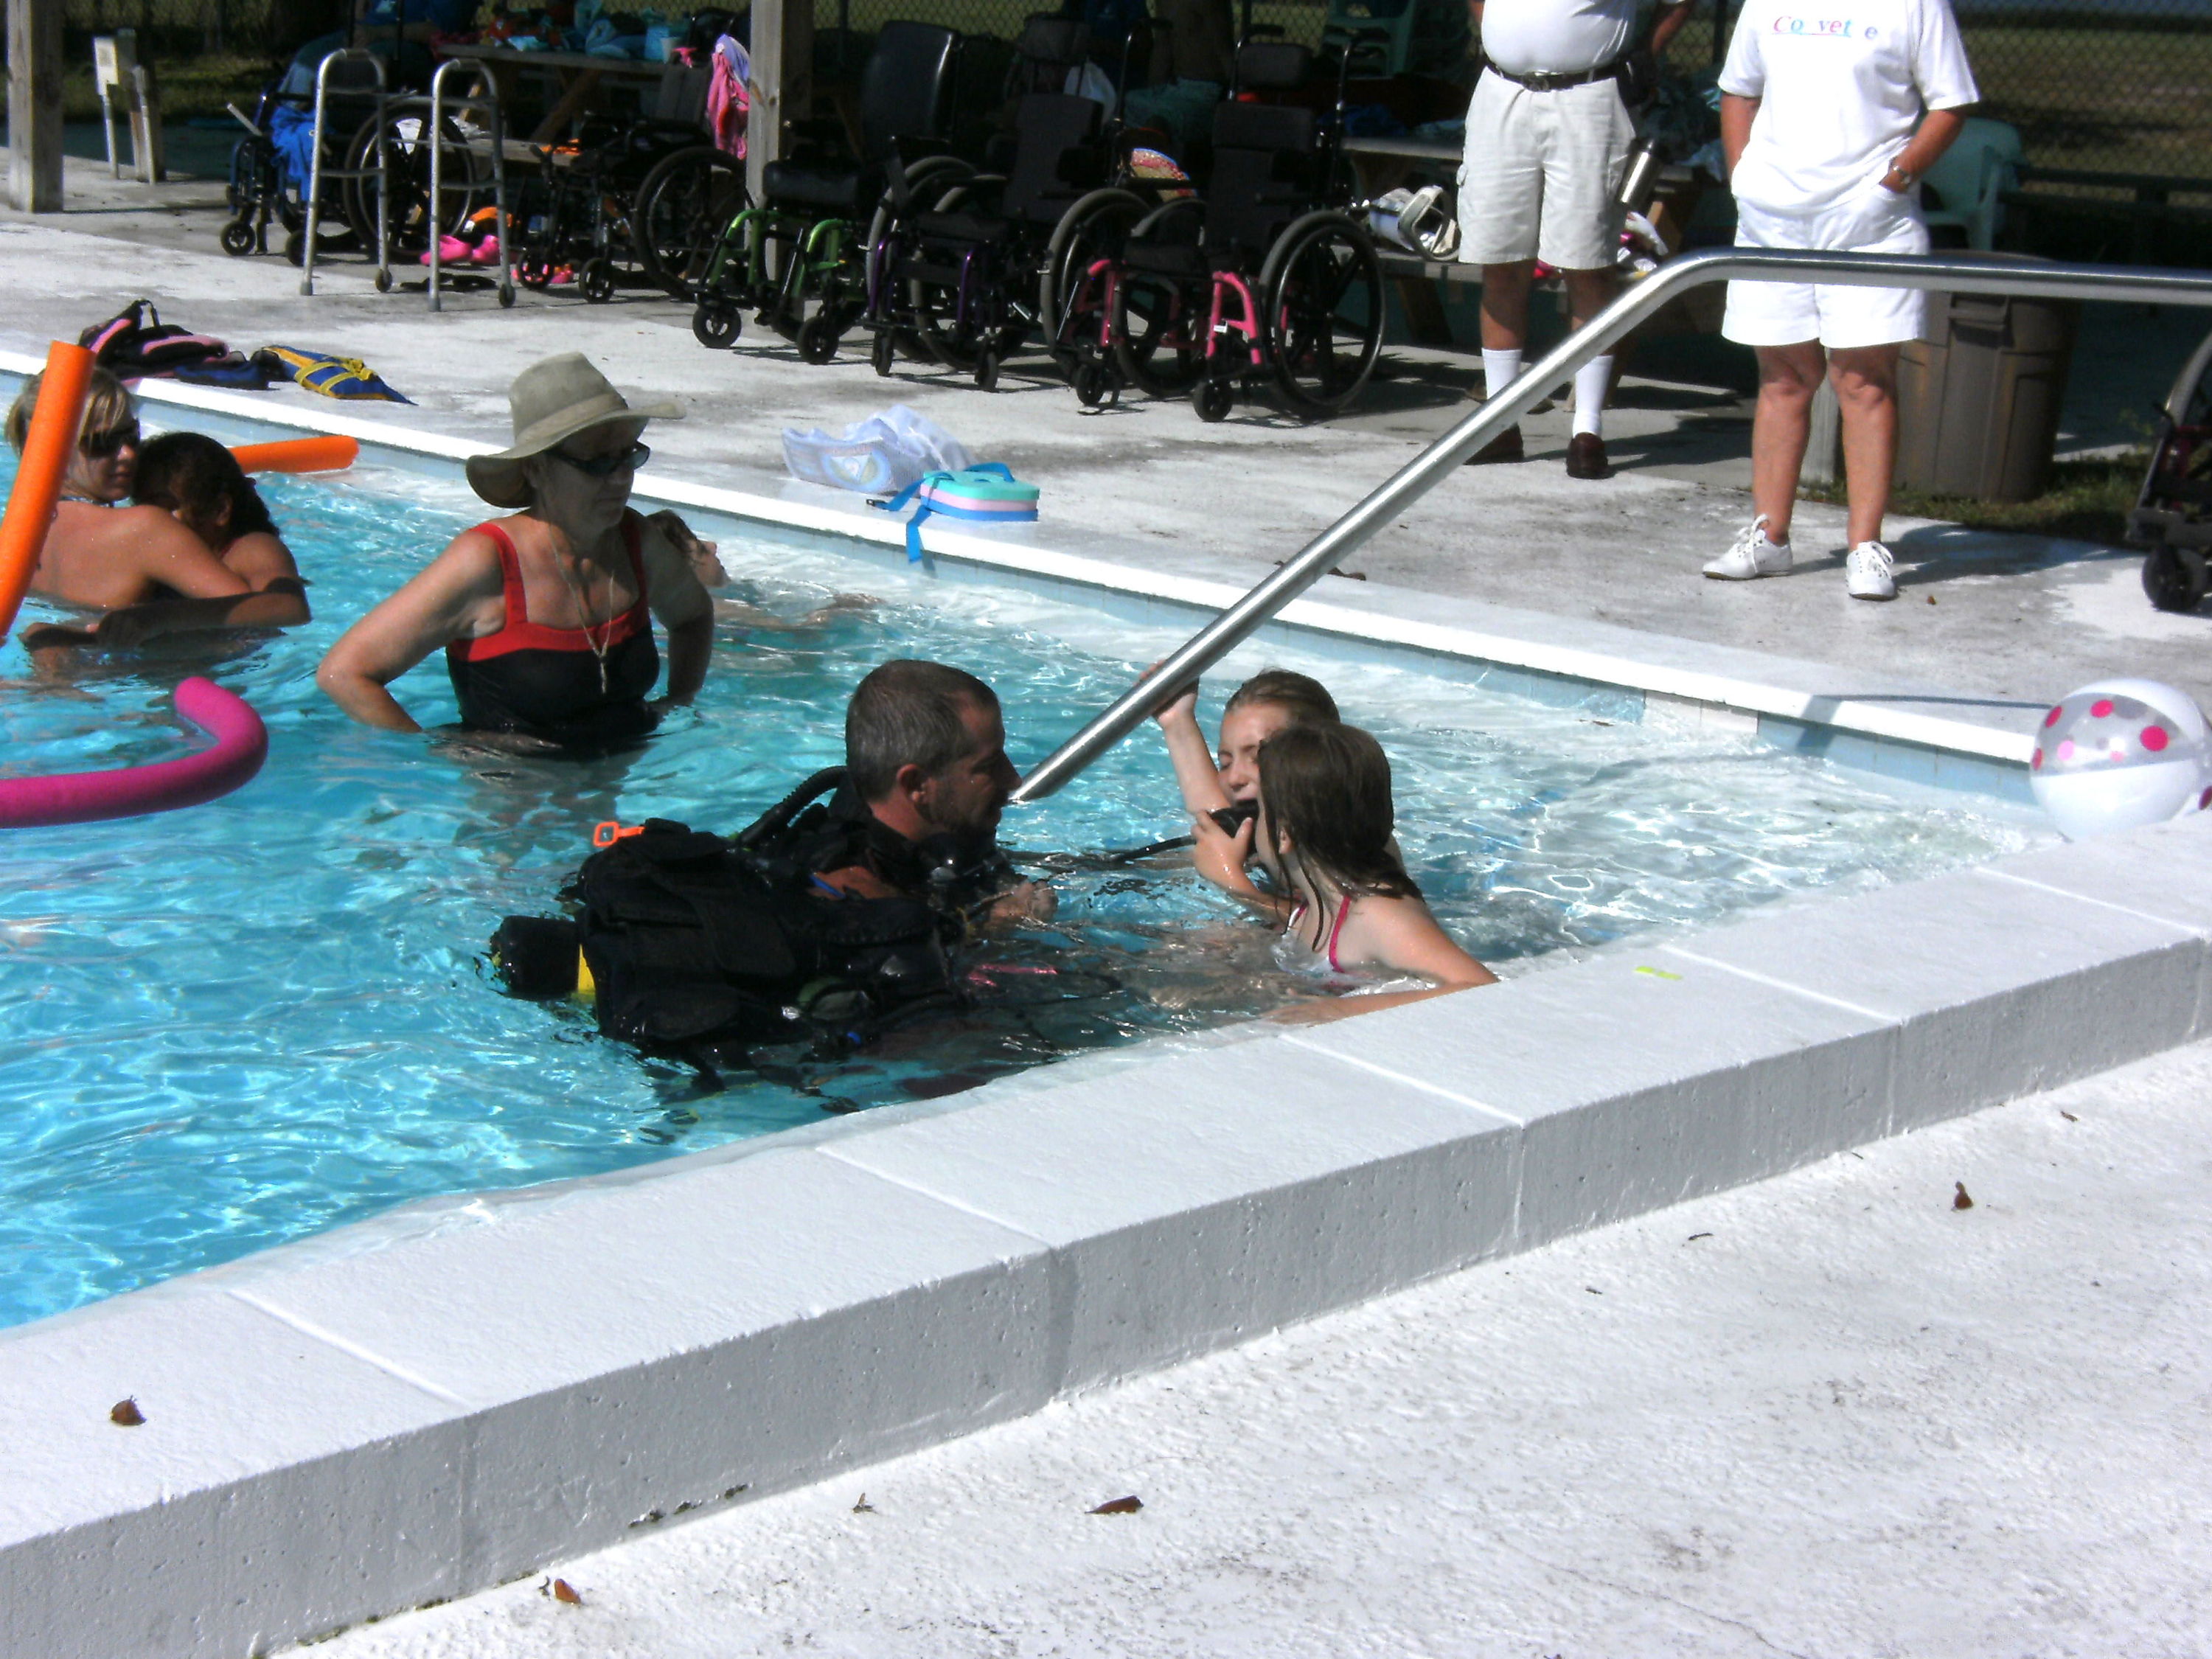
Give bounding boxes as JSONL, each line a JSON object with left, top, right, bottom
{"left": 1802, "top": 451, "right": 2149, "bottom": 545}
{"left": 1, "top": 53, "right": 273, "bottom": 124}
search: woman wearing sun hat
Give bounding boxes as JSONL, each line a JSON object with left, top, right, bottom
{"left": 318, "top": 354, "right": 714, "bottom": 749}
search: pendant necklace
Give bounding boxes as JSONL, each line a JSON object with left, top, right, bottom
{"left": 554, "top": 550, "right": 614, "bottom": 697}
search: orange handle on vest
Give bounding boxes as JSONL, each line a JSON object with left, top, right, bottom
{"left": 0, "top": 341, "right": 95, "bottom": 642}
{"left": 229, "top": 435, "right": 359, "bottom": 474}
{"left": 592, "top": 821, "right": 644, "bottom": 847}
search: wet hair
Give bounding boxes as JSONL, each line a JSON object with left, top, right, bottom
{"left": 133, "top": 431, "right": 276, "bottom": 542}
{"left": 4, "top": 366, "right": 135, "bottom": 454}
{"left": 846, "top": 659, "right": 1001, "bottom": 800}
{"left": 1257, "top": 721, "right": 1420, "bottom": 902}
{"left": 1224, "top": 669, "right": 1339, "bottom": 728}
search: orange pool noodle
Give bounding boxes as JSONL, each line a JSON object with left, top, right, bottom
{"left": 229, "top": 435, "right": 359, "bottom": 474}
{"left": 0, "top": 341, "right": 95, "bottom": 641}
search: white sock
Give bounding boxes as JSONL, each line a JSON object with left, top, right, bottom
{"left": 1481, "top": 348, "right": 1523, "bottom": 403}
{"left": 1572, "top": 355, "right": 1613, "bottom": 439}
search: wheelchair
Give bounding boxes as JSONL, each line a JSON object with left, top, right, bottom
{"left": 858, "top": 13, "right": 1187, "bottom": 394}
{"left": 2135, "top": 323, "right": 2212, "bottom": 613}
{"left": 1096, "top": 38, "right": 1385, "bottom": 420}
{"left": 512, "top": 61, "right": 745, "bottom": 302}
{"left": 689, "top": 21, "right": 969, "bottom": 361}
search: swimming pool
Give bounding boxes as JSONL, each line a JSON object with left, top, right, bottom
{"left": 0, "top": 450, "right": 2053, "bottom": 1330}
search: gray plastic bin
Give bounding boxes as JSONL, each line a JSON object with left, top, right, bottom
{"left": 1896, "top": 265, "right": 2080, "bottom": 504}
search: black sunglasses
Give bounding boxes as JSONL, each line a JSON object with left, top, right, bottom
{"left": 547, "top": 441, "right": 650, "bottom": 478}
{"left": 80, "top": 420, "right": 142, "bottom": 458}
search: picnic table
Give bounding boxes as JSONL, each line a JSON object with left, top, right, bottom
{"left": 439, "top": 43, "right": 672, "bottom": 144}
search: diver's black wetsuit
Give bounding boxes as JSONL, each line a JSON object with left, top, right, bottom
{"left": 445, "top": 517, "right": 658, "bottom": 749}
{"left": 764, "top": 773, "right": 1018, "bottom": 911}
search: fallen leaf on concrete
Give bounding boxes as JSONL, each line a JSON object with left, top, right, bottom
{"left": 1926, "top": 595, "right": 1936, "bottom": 605}
{"left": 1687, "top": 1232, "right": 1713, "bottom": 1242}
{"left": 1953, "top": 1182, "right": 1975, "bottom": 1210}
{"left": 1585, "top": 1286, "right": 1604, "bottom": 1295}
{"left": 552, "top": 1579, "right": 582, "bottom": 1605}
{"left": 852, "top": 1493, "right": 876, "bottom": 1513}
{"left": 1090, "top": 1495, "right": 1144, "bottom": 1514}
{"left": 109, "top": 1398, "right": 144, "bottom": 1427}
{"left": 2060, "top": 1110, "right": 2079, "bottom": 1122}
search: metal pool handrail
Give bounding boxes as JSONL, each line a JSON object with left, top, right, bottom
{"left": 1008, "top": 246, "right": 2212, "bottom": 804}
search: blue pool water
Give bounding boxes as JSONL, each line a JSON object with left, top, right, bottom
{"left": 0, "top": 453, "right": 2051, "bottom": 1329}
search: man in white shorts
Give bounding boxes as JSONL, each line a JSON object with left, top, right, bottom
{"left": 1459, "top": 0, "right": 1689, "bottom": 478}
{"left": 1703, "top": 0, "right": 1978, "bottom": 599}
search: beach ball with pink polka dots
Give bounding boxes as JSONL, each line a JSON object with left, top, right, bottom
{"left": 2030, "top": 679, "right": 2212, "bottom": 841}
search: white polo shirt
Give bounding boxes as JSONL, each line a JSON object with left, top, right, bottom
{"left": 1480, "top": 0, "right": 1685, "bottom": 77}
{"left": 1721, "top": 0, "right": 1980, "bottom": 215}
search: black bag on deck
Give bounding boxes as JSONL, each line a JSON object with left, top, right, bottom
{"left": 80, "top": 299, "right": 232, "bottom": 381}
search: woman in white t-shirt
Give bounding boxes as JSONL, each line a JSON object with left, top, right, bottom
{"left": 1701, "top": 0, "right": 1978, "bottom": 600}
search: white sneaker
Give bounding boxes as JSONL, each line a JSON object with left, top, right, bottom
{"left": 1703, "top": 515, "right": 1792, "bottom": 580}
{"left": 1844, "top": 540, "right": 1897, "bottom": 601}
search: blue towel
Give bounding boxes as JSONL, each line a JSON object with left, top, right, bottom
{"left": 267, "top": 102, "right": 318, "bottom": 194}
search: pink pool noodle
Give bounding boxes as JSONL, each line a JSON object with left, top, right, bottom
{"left": 0, "top": 676, "right": 268, "bottom": 827}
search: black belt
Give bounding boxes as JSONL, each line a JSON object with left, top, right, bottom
{"left": 1483, "top": 55, "right": 1625, "bottom": 92}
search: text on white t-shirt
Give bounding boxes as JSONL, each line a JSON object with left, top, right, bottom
{"left": 1720, "top": 0, "right": 1979, "bottom": 214}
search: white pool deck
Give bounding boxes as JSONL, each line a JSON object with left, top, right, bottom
{"left": 307, "top": 1032, "right": 2212, "bottom": 1659}
{"left": 0, "top": 206, "right": 2209, "bottom": 1656}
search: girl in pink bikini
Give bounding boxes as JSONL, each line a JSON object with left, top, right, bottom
{"left": 1252, "top": 721, "right": 1496, "bottom": 1021}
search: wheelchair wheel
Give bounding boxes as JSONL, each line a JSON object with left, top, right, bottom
{"left": 798, "top": 311, "right": 843, "bottom": 364}
{"left": 634, "top": 147, "right": 748, "bottom": 299}
{"left": 872, "top": 330, "right": 897, "bottom": 378}
{"left": 284, "top": 230, "right": 306, "bottom": 266}
{"left": 694, "top": 301, "right": 742, "bottom": 348}
{"left": 2143, "top": 540, "right": 2210, "bottom": 613}
{"left": 974, "top": 349, "right": 1001, "bottom": 392}
{"left": 220, "top": 219, "right": 257, "bottom": 257}
{"left": 342, "top": 110, "right": 491, "bottom": 257}
{"left": 1040, "top": 187, "right": 1147, "bottom": 353}
{"left": 1071, "top": 359, "right": 1118, "bottom": 408}
{"left": 1110, "top": 268, "right": 1205, "bottom": 399}
{"left": 580, "top": 258, "right": 618, "bottom": 304}
{"left": 1192, "top": 375, "right": 1234, "bottom": 422}
{"left": 1259, "top": 213, "right": 1384, "bottom": 415}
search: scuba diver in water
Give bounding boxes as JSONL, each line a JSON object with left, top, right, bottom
{"left": 800, "top": 658, "right": 1053, "bottom": 920}
{"left": 493, "top": 659, "right": 1052, "bottom": 1065}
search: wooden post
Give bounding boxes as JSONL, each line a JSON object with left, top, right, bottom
{"left": 7, "top": 0, "right": 64, "bottom": 212}
{"left": 128, "top": 62, "right": 167, "bottom": 183}
{"left": 745, "top": 0, "right": 813, "bottom": 207}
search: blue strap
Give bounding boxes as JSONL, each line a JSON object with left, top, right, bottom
{"left": 873, "top": 470, "right": 951, "bottom": 563}
{"left": 871, "top": 465, "right": 1022, "bottom": 563}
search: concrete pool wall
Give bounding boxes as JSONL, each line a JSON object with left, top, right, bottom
{"left": 0, "top": 366, "right": 2180, "bottom": 1658}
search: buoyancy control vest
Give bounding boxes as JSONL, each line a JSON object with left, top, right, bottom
{"left": 490, "top": 768, "right": 1015, "bottom": 1059}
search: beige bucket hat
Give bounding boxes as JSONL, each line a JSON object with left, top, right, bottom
{"left": 465, "top": 353, "right": 683, "bottom": 508}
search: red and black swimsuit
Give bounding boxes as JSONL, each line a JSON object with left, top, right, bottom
{"left": 445, "top": 516, "right": 661, "bottom": 749}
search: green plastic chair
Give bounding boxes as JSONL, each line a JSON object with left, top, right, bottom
{"left": 1919, "top": 115, "right": 2023, "bottom": 251}
{"left": 1321, "top": 0, "right": 1419, "bottom": 76}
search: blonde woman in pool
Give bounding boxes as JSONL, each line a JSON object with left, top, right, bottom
{"left": 1152, "top": 667, "right": 1340, "bottom": 917}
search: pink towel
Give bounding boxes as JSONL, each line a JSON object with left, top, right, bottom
{"left": 705, "top": 33, "right": 750, "bottom": 160}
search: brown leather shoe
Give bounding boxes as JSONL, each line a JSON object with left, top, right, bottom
{"left": 1464, "top": 424, "right": 1524, "bottom": 465}
{"left": 1565, "top": 432, "right": 1612, "bottom": 479}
